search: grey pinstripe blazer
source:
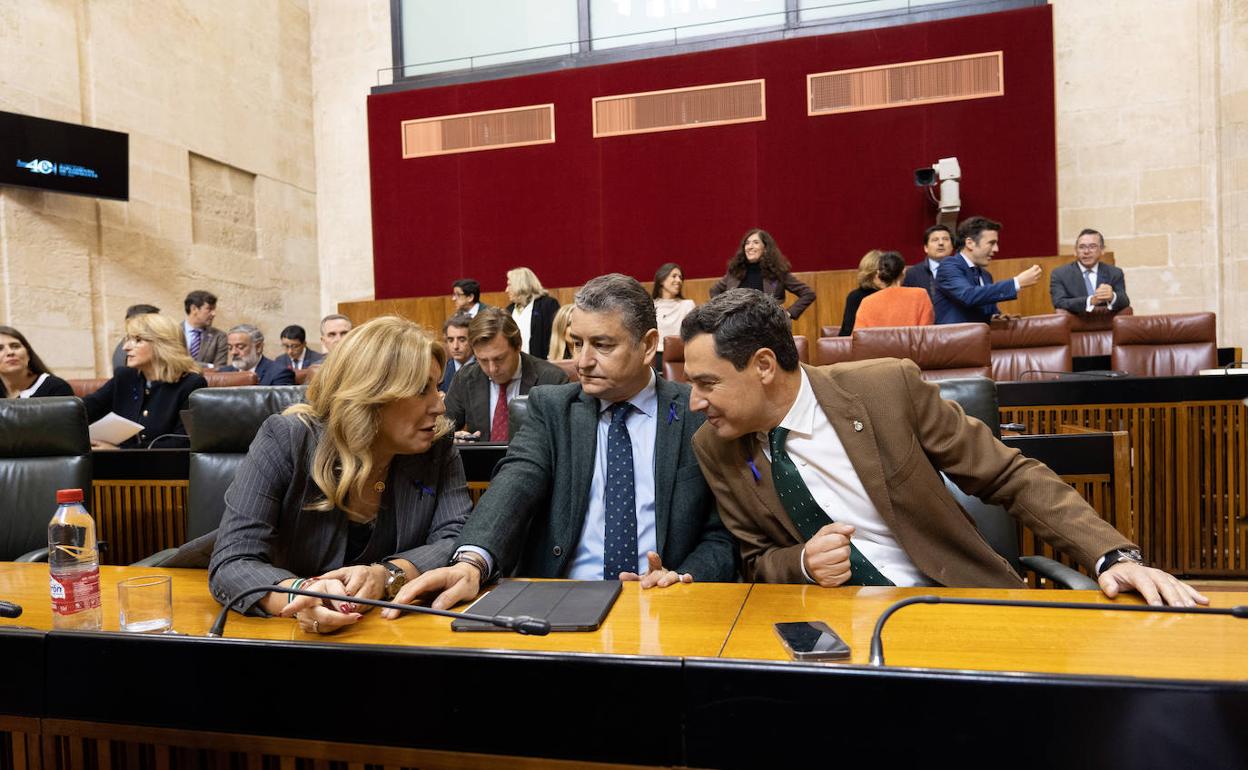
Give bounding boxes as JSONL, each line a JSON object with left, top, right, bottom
{"left": 208, "top": 414, "right": 471, "bottom": 614}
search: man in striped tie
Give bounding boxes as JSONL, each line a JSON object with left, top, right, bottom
{"left": 681, "top": 289, "right": 1206, "bottom": 607}
{"left": 182, "top": 289, "right": 228, "bottom": 368}
{"left": 1049, "top": 229, "right": 1131, "bottom": 314}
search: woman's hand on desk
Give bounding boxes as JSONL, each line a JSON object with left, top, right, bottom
{"left": 318, "top": 564, "right": 389, "bottom": 608}
{"left": 1098, "top": 563, "right": 1210, "bottom": 608}
{"left": 619, "top": 551, "right": 692, "bottom": 589}
{"left": 90, "top": 440, "right": 119, "bottom": 451}
{"left": 383, "top": 563, "right": 481, "bottom": 616}
{"left": 279, "top": 577, "right": 363, "bottom": 634}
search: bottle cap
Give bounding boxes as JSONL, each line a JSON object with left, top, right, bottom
{"left": 56, "top": 489, "right": 84, "bottom": 504}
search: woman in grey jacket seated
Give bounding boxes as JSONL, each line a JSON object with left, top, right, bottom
{"left": 209, "top": 316, "right": 472, "bottom": 634}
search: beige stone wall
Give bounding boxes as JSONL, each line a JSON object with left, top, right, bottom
{"left": 0, "top": 0, "right": 319, "bottom": 378}
{"left": 1053, "top": 0, "right": 1245, "bottom": 347}
{"left": 308, "top": 0, "right": 390, "bottom": 312}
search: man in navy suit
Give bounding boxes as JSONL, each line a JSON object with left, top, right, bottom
{"left": 219, "top": 324, "right": 296, "bottom": 386}
{"left": 1050, "top": 229, "right": 1130, "bottom": 313}
{"left": 933, "top": 216, "right": 1043, "bottom": 324}
{"left": 273, "top": 324, "right": 324, "bottom": 371}
{"left": 439, "top": 314, "right": 474, "bottom": 392}
{"left": 901, "top": 224, "right": 954, "bottom": 295}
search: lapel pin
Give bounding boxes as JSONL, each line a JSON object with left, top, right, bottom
{"left": 667, "top": 402, "right": 680, "bottom": 425}
{"left": 414, "top": 480, "right": 435, "bottom": 497}
{"left": 852, "top": 420, "right": 864, "bottom": 432}
{"left": 745, "top": 453, "right": 761, "bottom": 484}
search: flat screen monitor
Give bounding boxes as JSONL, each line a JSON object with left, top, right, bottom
{"left": 0, "top": 110, "right": 128, "bottom": 200}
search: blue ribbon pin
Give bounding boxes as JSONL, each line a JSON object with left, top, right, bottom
{"left": 667, "top": 402, "right": 680, "bottom": 425}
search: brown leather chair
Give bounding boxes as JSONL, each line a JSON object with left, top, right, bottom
{"left": 819, "top": 325, "right": 838, "bottom": 338}
{"left": 1111, "top": 312, "right": 1217, "bottom": 377}
{"left": 792, "top": 335, "right": 809, "bottom": 364}
{"left": 1058, "top": 307, "right": 1133, "bottom": 358}
{"left": 204, "top": 370, "right": 259, "bottom": 387}
{"left": 662, "top": 335, "right": 687, "bottom": 383}
{"left": 67, "top": 378, "right": 109, "bottom": 398}
{"left": 988, "top": 314, "right": 1072, "bottom": 381}
{"left": 552, "top": 358, "right": 578, "bottom": 379}
{"left": 294, "top": 367, "right": 317, "bottom": 386}
{"left": 815, "top": 336, "right": 853, "bottom": 365}
{"left": 851, "top": 323, "right": 991, "bottom": 381}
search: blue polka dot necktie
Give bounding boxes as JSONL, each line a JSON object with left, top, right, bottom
{"left": 768, "top": 426, "right": 893, "bottom": 586}
{"left": 603, "top": 402, "right": 638, "bottom": 580}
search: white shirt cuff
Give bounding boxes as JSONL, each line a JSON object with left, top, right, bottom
{"left": 798, "top": 546, "right": 816, "bottom": 584}
{"left": 456, "top": 545, "right": 495, "bottom": 578}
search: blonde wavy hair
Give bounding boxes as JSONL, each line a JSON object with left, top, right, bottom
{"left": 125, "top": 314, "right": 200, "bottom": 382}
{"left": 547, "top": 303, "right": 575, "bottom": 360}
{"left": 285, "top": 316, "right": 450, "bottom": 515}
{"left": 855, "top": 249, "right": 884, "bottom": 291}
{"left": 506, "top": 267, "right": 547, "bottom": 308}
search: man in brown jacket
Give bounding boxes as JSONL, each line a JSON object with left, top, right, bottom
{"left": 681, "top": 289, "right": 1207, "bottom": 607}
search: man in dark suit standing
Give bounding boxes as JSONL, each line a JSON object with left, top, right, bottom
{"left": 444, "top": 308, "right": 568, "bottom": 441}
{"left": 679, "top": 289, "right": 1205, "bottom": 607}
{"left": 273, "top": 324, "right": 324, "bottom": 371}
{"left": 390, "top": 274, "right": 738, "bottom": 613}
{"left": 219, "top": 324, "right": 296, "bottom": 386}
{"left": 901, "top": 224, "right": 954, "bottom": 295}
{"left": 183, "top": 290, "right": 228, "bottom": 368}
{"left": 439, "top": 314, "right": 474, "bottom": 393}
{"left": 933, "top": 216, "right": 1044, "bottom": 324}
{"left": 1050, "top": 229, "right": 1130, "bottom": 313}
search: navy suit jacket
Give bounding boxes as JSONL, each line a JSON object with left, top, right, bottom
{"left": 220, "top": 356, "right": 296, "bottom": 386}
{"left": 901, "top": 259, "right": 937, "bottom": 294}
{"left": 439, "top": 356, "right": 474, "bottom": 393}
{"left": 273, "top": 349, "right": 324, "bottom": 371}
{"left": 933, "top": 255, "right": 1017, "bottom": 324}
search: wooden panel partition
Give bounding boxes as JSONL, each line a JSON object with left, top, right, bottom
{"left": 92, "top": 480, "right": 188, "bottom": 566}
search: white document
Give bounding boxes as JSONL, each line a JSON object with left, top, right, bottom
{"left": 89, "top": 412, "right": 144, "bottom": 445}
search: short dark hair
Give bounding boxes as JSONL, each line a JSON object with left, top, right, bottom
{"left": 125, "top": 304, "right": 160, "bottom": 319}
{"left": 184, "top": 290, "right": 218, "bottom": 314}
{"left": 922, "top": 224, "right": 953, "bottom": 246}
{"left": 280, "top": 325, "right": 307, "bottom": 343}
{"left": 452, "top": 279, "right": 481, "bottom": 304}
{"left": 956, "top": 216, "right": 1001, "bottom": 249}
{"left": 680, "top": 289, "right": 799, "bottom": 372}
{"left": 468, "top": 307, "right": 522, "bottom": 351}
{"left": 442, "top": 313, "right": 472, "bottom": 334}
{"left": 651, "top": 263, "right": 684, "bottom": 299}
{"left": 876, "top": 251, "right": 906, "bottom": 285}
{"left": 575, "top": 273, "right": 657, "bottom": 343}
{"left": 1076, "top": 228, "right": 1105, "bottom": 247}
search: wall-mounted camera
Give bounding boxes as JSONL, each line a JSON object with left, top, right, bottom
{"left": 914, "top": 156, "right": 961, "bottom": 227}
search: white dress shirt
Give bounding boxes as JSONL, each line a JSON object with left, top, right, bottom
{"left": 1081, "top": 264, "right": 1117, "bottom": 311}
{"left": 760, "top": 369, "right": 932, "bottom": 586}
{"left": 486, "top": 358, "right": 524, "bottom": 421}
{"left": 16, "top": 373, "right": 49, "bottom": 398}
{"left": 512, "top": 302, "right": 535, "bottom": 355}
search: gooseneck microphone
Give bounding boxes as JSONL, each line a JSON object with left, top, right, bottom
{"left": 0, "top": 600, "right": 23, "bottom": 619}
{"left": 208, "top": 584, "right": 551, "bottom": 638}
{"left": 869, "top": 595, "right": 1248, "bottom": 666}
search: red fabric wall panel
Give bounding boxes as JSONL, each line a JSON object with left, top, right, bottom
{"left": 368, "top": 6, "right": 1055, "bottom": 298}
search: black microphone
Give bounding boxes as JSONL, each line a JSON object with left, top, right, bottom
{"left": 0, "top": 600, "right": 23, "bottom": 619}
{"left": 869, "top": 595, "right": 1248, "bottom": 666}
{"left": 1017, "top": 369, "right": 1128, "bottom": 381}
{"left": 1221, "top": 360, "right": 1246, "bottom": 372}
{"left": 207, "top": 584, "right": 551, "bottom": 638}
{"left": 146, "top": 433, "right": 189, "bottom": 448}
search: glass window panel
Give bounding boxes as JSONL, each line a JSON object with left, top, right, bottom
{"left": 400, "top": 0, "right": 579, "bottom": 78}
{"left": 799, "top": 0, "right": 954, "bottom": 25}
{"left": 590, "top": 0, "right": 787, "bottom": 51}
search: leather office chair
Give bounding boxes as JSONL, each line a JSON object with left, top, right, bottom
{"left": 204, "top": 370, "right": 259, "bottom": 387}
{"left": 815, "top": 336, "right": 853, "bottom": 365}
{"left": 935, "top": 378, "right": 1097, "bottom": 589}
{"left": 1111, "top": 312, "right": 1217, "bottom": 377}
{"left": 67, "top": 378, "right": 110, "bottom": 398}
{"left": 988, "top": 314, "right": 1072, "bottom": 381}
{"left": 852, "top": 323, "right": 991, "bottom": 380}
{"left": 508, "top": 395, "right": 530, "bottom": 439}
{"left": 0, "top": 397, "right": 92, "bottom": 561}
{"left": 134, "top": 385, "right": 305, "bottom": 566}
{"left": 662, "top": 336, "right": 687, "bottom": 383}
{"left": 1058, "top": 306, "right": 1133, "bottom": 358}
{"left": 819, "top": 325, "right": 837, "bottom": 338}
{"left": 552, "top": 358, "right": 578, "bottom": 380}
{"left": 294, "top": 367, "right": 317, "bottom": 386}
{"left": 792, "top": 335, "right": 809, "bottom": 364}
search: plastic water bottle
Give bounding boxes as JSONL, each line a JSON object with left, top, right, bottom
{"left": 48, "top": 488, "right": 102, "bottom": 630}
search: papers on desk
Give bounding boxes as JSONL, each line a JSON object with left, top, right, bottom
{"left": 1198, "top": 368, "right": 1248, "bottom": 375}
{"left": 89, "top": 412, "right": 144, "bottom": 445}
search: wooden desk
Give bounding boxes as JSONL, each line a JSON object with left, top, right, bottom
{"left": 721, "top": 584, "right": 1248, "bottom": 681}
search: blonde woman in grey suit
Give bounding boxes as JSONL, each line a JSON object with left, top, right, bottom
{"left": 209, "top": 316, "right": 472, "bottom": 634}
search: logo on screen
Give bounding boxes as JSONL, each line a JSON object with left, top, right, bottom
{"left": 16, "top": 158, "right": 98, "bottom": 179}
{"left": 17, "top": 158, "right": 56, "bottom": 175}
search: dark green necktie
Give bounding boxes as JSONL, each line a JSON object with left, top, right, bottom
{"left": 768, "top": 426, "right": 894, "bottom": 586}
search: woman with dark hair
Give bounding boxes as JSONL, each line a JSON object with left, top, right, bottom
{"left": 651, "top": 262, "right": 696, "bottom": 371}
{"left": 0, "top": 326, "right": 73, "bottom": 398}
{"left": 853, "top": 251, "right": 934, "bottom": 330}
{"left": 837, "top": 249, "right": 884, "bottom": 336}
{"left": 709, "top": 229, "right": 816, "bottom": 320}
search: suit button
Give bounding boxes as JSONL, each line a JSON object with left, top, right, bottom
{"left": 552, "top": 546, "right": 562, "bottom": 557}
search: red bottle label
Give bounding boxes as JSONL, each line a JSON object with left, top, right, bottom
{"left": 50, "top": 570, "right": 102, "bottom": 616}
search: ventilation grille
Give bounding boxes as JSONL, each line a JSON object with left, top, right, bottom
{"left": 401, "top": 104, "right": 555, "bottom": 158}
{"left": 593, "top": 79, "right": 765, "bottom": 138}
{"left": 808, "top": 52, "right": 1003, "bottom": 116}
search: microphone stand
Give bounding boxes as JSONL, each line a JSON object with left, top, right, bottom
{"left": 869, "top": 595, "right": 1248, "bottom": 666}
{"left": 208, "top": 585, "right": 551, "bottom": 638}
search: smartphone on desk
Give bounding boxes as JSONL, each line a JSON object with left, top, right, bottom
{"left": 774, "top": 621, "right": 851, "bottom": 661}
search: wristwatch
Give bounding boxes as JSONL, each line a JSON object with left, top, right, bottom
{"left": 1097, "top": 548, "right": 1143, "bottom": 576}
{"left": 376, "top": 560, "right": 407, "bottom": 600}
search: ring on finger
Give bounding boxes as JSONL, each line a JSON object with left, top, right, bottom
{"left": 313, "top": 619, "right": 320, "bottom": 633}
